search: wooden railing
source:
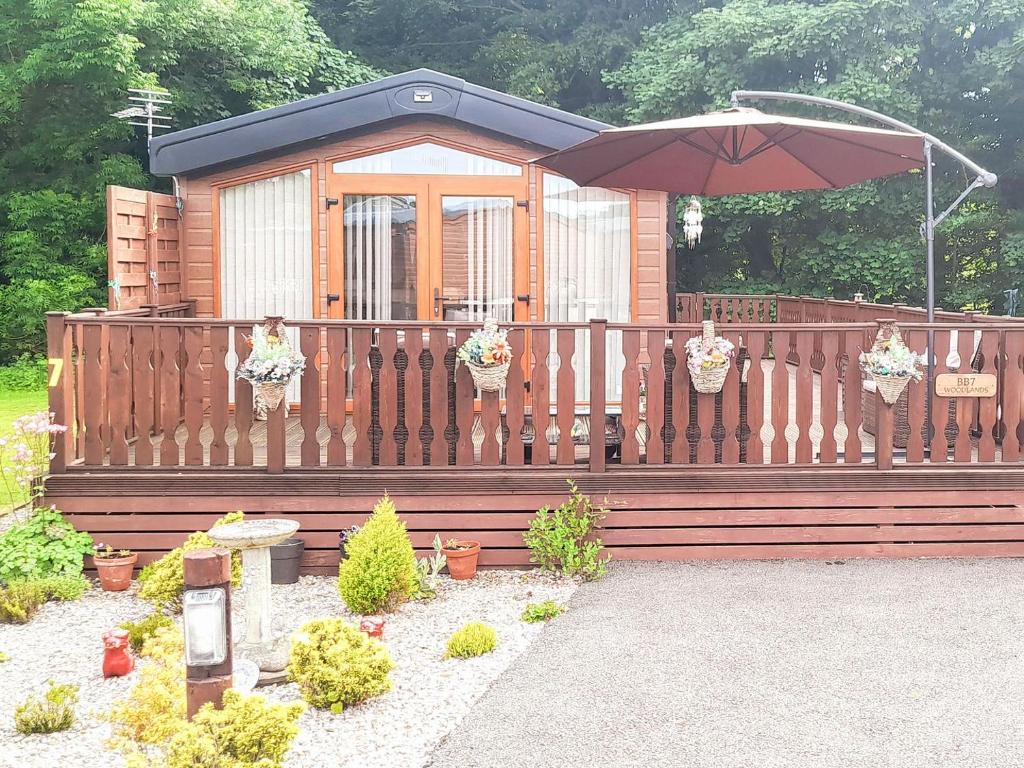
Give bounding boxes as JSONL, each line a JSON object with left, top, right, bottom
{"left": 45, "top": 311, "right": 1024, "bottom": 473}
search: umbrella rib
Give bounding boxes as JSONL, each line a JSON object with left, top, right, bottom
{"left": 696, "top": 129, "right": 731, "bottom": 194}
{"left": 777, "top": 126, "right": 923, "bottom": 164}
{"left": 536, "top": 129, "right": 668, "bottom": 162}
{"left": 761, "top": 127, "right": 841, "bottom": 188}
{"left": 572, "top": 133, "right": 682, "bottom": 186}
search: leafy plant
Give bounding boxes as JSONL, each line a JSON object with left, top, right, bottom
{"left": 0, "top": 355, "right": 47, "bottom": 391}
{"left": 288, "top": 618, "right": 394, "bottom": 713}
{"left": 445, "top": 622, "right": 498, "bottom": 659}
{"left": 523, "top": 481, "right": 610, "bottom": 580}
{"left": 337, "top": 495, "right": 419, "bottom": 614}
{"left": 0, "top": 580, "right": 45, "bottom": 624}
{"left": 14, "top": 681, "right": 78, "bottom": 734}
{"left": 93, "top": 543, "right": 133, "bottom": 559}
{"left": 137, "top": 512, "right": 243, "bottom": 612}
{"left": 0, "top": 506, "right": 92, "bottom": 582}
{"left": 164, "top": 690, "right": 304, "bottom": 768}
{"left": 414, "top": 534, "right": 447, "bottom": 599}
{"left": 34, "top": 574, "right": 90, "bottom": 601}
{"left": 521, "top": 600, "right": 565, "bottom": 623}
{"left": 121, "top": 612, "right": 176, "bottom": 654}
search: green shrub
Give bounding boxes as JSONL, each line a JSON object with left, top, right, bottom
{"left": 35, "top": 574, "right": 90, "bottom": 601}
{"left": 445, "top": 622, "right": 498, "bottom": 659}
{"left": 337, "top": 495, "right": 418, "bottom": 614}
{"left": 0, "top": 580, "right": 45, "bottom": 623}
{"left": 0, "top": 651, "right": 8, "bottom": 663}
{"left": 523, "top": 481, "right": 610, "bottom": 580}
{"left": 138, "top": 512, "right": 243, "bottom": 612}
{"left": 288, "top": 618, "right": 394, "bottom": 713}
{"left": 521, "top": 600, "right": 565, "bottom": 623}
{"left": 121, "top": 612, "right": 176, "bottom": 654}
{"left": 0, "top": 507, "right": 94, "bottom": 582}
{"left": 0, "top": 355, "right": 47, "bottom": 391}
{"left": 14, "top": 681, "right": 78, "bottom": 734}
{"left": 164, "top": 690, "right": 304, "bottom": 768}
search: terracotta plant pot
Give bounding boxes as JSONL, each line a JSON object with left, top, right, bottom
{"left": 94, "top": 553, "right": 138, "bottom": 592}
{"left": 442, "top": 540, "right": 481, "bottom": 580}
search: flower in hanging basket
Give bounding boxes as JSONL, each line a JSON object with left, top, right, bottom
{"left": 859, "top": 330, "right": 925, "bottom": 405}
{"left": 684, "top": 321, "right": 736, "bottom": 394}
{"left": 236, "top": 325, "right": 306, "bottom": 410}
{"left": 457, "top": 319, "right": 513, "bottom": 392}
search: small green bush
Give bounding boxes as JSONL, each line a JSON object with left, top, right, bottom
{"left": 0, "top": 651, "right": 8, "bottom": 663}
{"left": 521, "top": 600, "right": 565, "bottom": 623}
{"left": 121, "top": 612, "right": 176, "bottom": 654}
{"left": 523, "top": 481, "right": 610, "bottom": 580}
{"left": 0, "top": 507, "right": 94, "bottom": 583}
{"left": 445, "top": 622, "right": 498, "bottom": 659}
{"left": 0, "top": 580, "right": 45, "bottom": 624}
{"left": 337, "top": 495, "right": 418, "bottom": 614}
{"left": 14, "top": 681, "right": 78, "bottom": 734}
{"left": 0, "top": 355, "right": 47, "bottom": 391}
{"left": 35, "top": 574, "right": 90, "bottom": 601}
{"left": 288, "top": 618, "right": 394, "bottom": 713}
{"left": 138, "top": 512, "right": 243, "bottom": 612}
{"left": 164, "top": 690, "right": 304, "bottom": 768}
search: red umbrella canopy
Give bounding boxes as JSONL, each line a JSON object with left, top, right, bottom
{"left": 537, "top": 107, "right": 926, "bottom": 195}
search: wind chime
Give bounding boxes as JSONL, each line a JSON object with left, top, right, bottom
{"left": 682, "top": 196, "right": 703, "bottom": 249}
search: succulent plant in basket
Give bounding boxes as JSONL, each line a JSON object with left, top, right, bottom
{"left": 859, "top": 327, "right": 925, "bottom": 405}
{"left": 684, "top": 321, "right": 736, "bottom": 394}
{"left": 236, "top": 325, "right": 306, "bottom": 411}
{"left": 456, "top": 318, "right": 513, "bottom": 392}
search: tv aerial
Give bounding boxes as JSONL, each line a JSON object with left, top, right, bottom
{"left": 112, "top": 88, "right": 173, "bottom": 146}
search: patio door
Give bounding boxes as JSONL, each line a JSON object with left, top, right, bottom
{"left": 326, "top": 175, "right": 529, "bottom": 323}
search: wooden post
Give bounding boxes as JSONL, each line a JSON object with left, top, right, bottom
{"left": 185, "top": 298, "right": 198, "bottom": 317}
{"left": 145, "top": 191, "right": 159, "bottom": 305}
{"left": 183, "top": 549, "right": 232, "bottom": 719}
{"left": 264, "top": 316, "right": 286, "bottom": 474}
{"left": 875, "top": 389, "right": 894, "bottom": 470}
{"left": 46, "top": 312, "right": 71, "bottom": 474}
{"left": 589, "top": 319, "right": 607, "bottom": 473}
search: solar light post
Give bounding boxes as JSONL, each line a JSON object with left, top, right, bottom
{"left": 183, "top": 548, "right": 233, "bottom": 719}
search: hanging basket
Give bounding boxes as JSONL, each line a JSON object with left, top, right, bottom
{"left": 466, "top": 360, "right": 510, "bottom": 392}
{"left": 255, "top": 382, "right": 287, "bottom": 412}
{"left": 688, "top": 320, "right": 731, "bottom": 394}
{"left": 871, "top": 372, "right": 912, "bottom": 405}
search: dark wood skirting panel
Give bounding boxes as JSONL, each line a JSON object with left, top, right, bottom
{"left": 49, "top": 467, "right": 1024, "bottom": 574}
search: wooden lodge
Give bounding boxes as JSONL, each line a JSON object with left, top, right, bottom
{"left": 46, "top": 71, "right": 1024, "bottom": 572}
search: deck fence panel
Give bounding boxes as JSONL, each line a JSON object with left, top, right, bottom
{"left": 1003, "top": 330, "right": 1024, "bottom": 462}
{"left": 209, "top": 326, "right": 229, "bottom": 466}
{"left": 978, "top": 331, "right": 998, "bottom": 462}
{"left": 620, "top": 329, "right": 641, "bottom": 465}
{"left": 669, "top": 330, "right": 690, "bottom": 464}
{"left": 645, "top": 330, "right": 666, "bottom": 464}
{"left": 351, "top": 328, "right": 373, "bottom": 466}
{"left": 530, "top": 329, "right": 551, "bottom": 465}
{"left": 555, "top": 329, "right": 576, "bottom": 465}
{"left": 794, "top": 330, "right": 814, "bottom": 463}
{"left": 904, "top": 329, "right": 927, "bottom": 463}
{"left": 183, "top": 325, "right": 205, "bottom": 465}
{"left": 131, "top": 324, "right": 155, "bottom": 466}
{"left": 454, "top": 328, "right": 475, "bottom": 466}
{"left": 300, "top": 325, "right": 322, "bottom": 467}
{"left": 428, "top": 329, "right": 448, "bottom": 466}
{"left": 745, "top": 331, "right": 766, "bottom": 464}
{"left": 588, "top": 322, "right": 606, "bottom": 472}
{"left": 325, "top": 327, "right": 347, "bottom": 466}
{"left": 818, "top": 331, "right": 839, "bottom": 463}
{"left": 377, "top": 328, "right": 399, "bottom": 467}
{"left": 954, "top": 331, "right": 975, "bottom": 463}
{"left": 158, "top": 325, "right": 180, "bottom": 466}
{"left": 842, "top": 329, "right": 864, "bottom": 464}
{"left": 770, "top": 330, "right": 790, "bottom": 463}
{"left": 930, "top": 329, "right": 952, "bottom": 463}
{"left": 107, "top": 325, "right": 131, "bottom": 465}
{"left": 720, "top": 330, "right": 741, "bottom": 464}
{"left": 505, "top": 328, "right": 527, "bottom": 466}
{"left": 404, "top": 330, "right": 425, "bottom": 467}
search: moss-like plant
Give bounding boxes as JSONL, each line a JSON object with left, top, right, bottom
{"left": 521, "top": 600, "right": 565, "bottom": 623}
{"left": 288, "top": 618, "right": 394, "bottom": 713}
{"left": 164, "top": 690, "right": 304, "bottom": 768}
{"left": 523, "top": 480, "right": 610, "bottom": 580}
{"left": 35, "top": 574, "right": 90, "bottom": 601}
{"left": 337, "top": 496, "right": 418, "bottom": 614}
{"left": 445, "top": 622, "right": 498, "bottom": 659}
{"left": 0, "top": 580, "right": 45, "bottom": 624}
{"left": 120, "top": 612, "right": 176, "bottom": 654}
{"left": 138, "top": 512, "right": 243, "bottom": 612}
{"left": 14, "top": 681, "right": 78, "bottom": 734}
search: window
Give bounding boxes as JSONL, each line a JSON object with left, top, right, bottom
{"left": 543, "top": 174, "right": 632, "bottom": 401}
{"left": 332, "top": 142, "right": 522, "bottom": 176}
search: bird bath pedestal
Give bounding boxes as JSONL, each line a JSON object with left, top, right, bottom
{"left": 208, "top": 519, "right": 299, "bottom": 680}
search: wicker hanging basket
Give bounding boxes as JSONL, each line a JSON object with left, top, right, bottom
{"left": 688, "top": 320, "right": 731, "bottom": 394}
{"left": 462, "top": 318, "right": 511, "bottom": 392}
{"left": 255, "top": 381, "right": 287, "bottom": 412}
{"left": 871, "top": 372, "right": 911, "bottom": 405}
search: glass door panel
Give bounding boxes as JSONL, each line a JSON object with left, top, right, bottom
{"left": 438, "top": 196, "right": 514, "bottom": 322}
{"left": 342, "top": 194, "right": 418, "bottom": 320}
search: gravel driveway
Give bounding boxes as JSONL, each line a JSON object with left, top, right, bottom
{"left": 429, "top": 559, "right": 1024, "bottom": 768}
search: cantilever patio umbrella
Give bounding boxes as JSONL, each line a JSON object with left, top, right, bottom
{"left": 536, "top": 106, "right": 926, "bottom": 195}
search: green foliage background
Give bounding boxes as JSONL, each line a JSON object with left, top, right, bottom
{"left": 1, "top": 0, "right": 1022, "bottom": 365}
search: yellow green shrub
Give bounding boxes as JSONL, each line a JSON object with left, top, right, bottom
{"left": 337, "top": 495, "right": 418, "bottom": 614}
{"left": 14, "top": 681, "right": 78, "bottom": 734}
{"left": 138, "top": 512, "right": 243, "bottom": 612}
{"left": 288, "top": 618, "right": 394, "bottom": 713}
{"left": 120, "top": 613, "right": 176, "bottom": 654}
{"left": 0, "top": 580, "right": 45, "bottom": 624}
{"left": 164, "top": 690, "right": 303, "bottom": 768}
{"left": 445, "top": 622, "right": 498, "bottom": 659}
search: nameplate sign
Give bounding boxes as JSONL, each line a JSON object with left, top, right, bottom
{"left": 935, "top": 373, "right": 997, "bottom": 398}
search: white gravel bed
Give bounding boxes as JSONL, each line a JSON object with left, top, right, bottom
{"left": 0, "top": 571, "right": 576, "bottom": 768}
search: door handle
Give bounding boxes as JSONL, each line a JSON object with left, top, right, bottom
{"left": 433, "top": 288, "right": 453, "bottom": 317}
{"left": 326, "top": 293, "right": 340, "bottom": 304}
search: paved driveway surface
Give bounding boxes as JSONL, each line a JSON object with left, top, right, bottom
{"left": 429, "top": 560, "right": 1024, "bottom": 768}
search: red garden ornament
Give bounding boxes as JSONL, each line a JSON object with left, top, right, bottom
{"left": 359, "top": 617, "right": 385, "bottom": 639}
{"left": 102, "top": 628, "right": 135, "bottom": 678}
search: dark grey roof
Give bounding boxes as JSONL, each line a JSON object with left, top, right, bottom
{"left": 149, "top": 69, "right": 610, "bottom": 176}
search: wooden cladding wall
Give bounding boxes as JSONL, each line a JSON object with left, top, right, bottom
{"left": 46, "top": 313, "right": 1024, "bottom": 474}
{"left": 48, "top": 470, "right": 1024, "bottom": 572}
{"left": 106, "top": 186, "right": 182, "bottom": 310}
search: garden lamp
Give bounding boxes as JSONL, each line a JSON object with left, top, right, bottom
{"left": 183, "top": 587, "right": 228, "bottom": 666}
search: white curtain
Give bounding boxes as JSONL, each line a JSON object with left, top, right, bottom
{"left": 543, "top": 175, "right": 631, "bottom": 403}
{"left": 344, "top": 195, "right": 398, "bottom": 320}
{"left": 219, "top": 169, "right": 313, "bottom": 404}
{"left": 444, "top": 196, "right": 513, "bottom": 322}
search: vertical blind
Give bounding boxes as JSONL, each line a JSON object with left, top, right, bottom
{"left": 219, "top": 168, "right": 313, "bottom": 402}
{"left": 343, "top": 195, "right": 417, "bottom": 321}
{"left": 543, "top": 174, "right": 631, "bottom": 402}
{"left": 441, "top": 196, "right": 513, "bottom": 322}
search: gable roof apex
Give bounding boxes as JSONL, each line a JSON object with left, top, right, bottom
{"left": 149, "top": 69, "right": 610, "bottom": 176}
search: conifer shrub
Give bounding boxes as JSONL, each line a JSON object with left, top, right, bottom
{"left": 337, "top": 496, "right": 418, "bottom": 614}
{"left": 288, "top": 618, "right": 394, "bottom": 713}
{"left": 14, "top": 681, "right": 78, "bottom": 734}
{"left": 120, "top": 612, "right": 176, "bottom": 654}
{"left": 138, "top": 512, "right": 243, "bottom": 612}
{"left": 445, "top": 622, "right": 498, "bottom": 659}
{"left": 0, "top": 580, "right": 45, "bottom": 624}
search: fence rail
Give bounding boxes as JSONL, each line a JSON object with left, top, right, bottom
{"left": 46, "top": 308, "right": 1024, "bottom": 474}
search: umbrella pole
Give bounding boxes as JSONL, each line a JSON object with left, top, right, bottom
{"left": 924, "top": 140, "right": 935, "bottom": 446}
